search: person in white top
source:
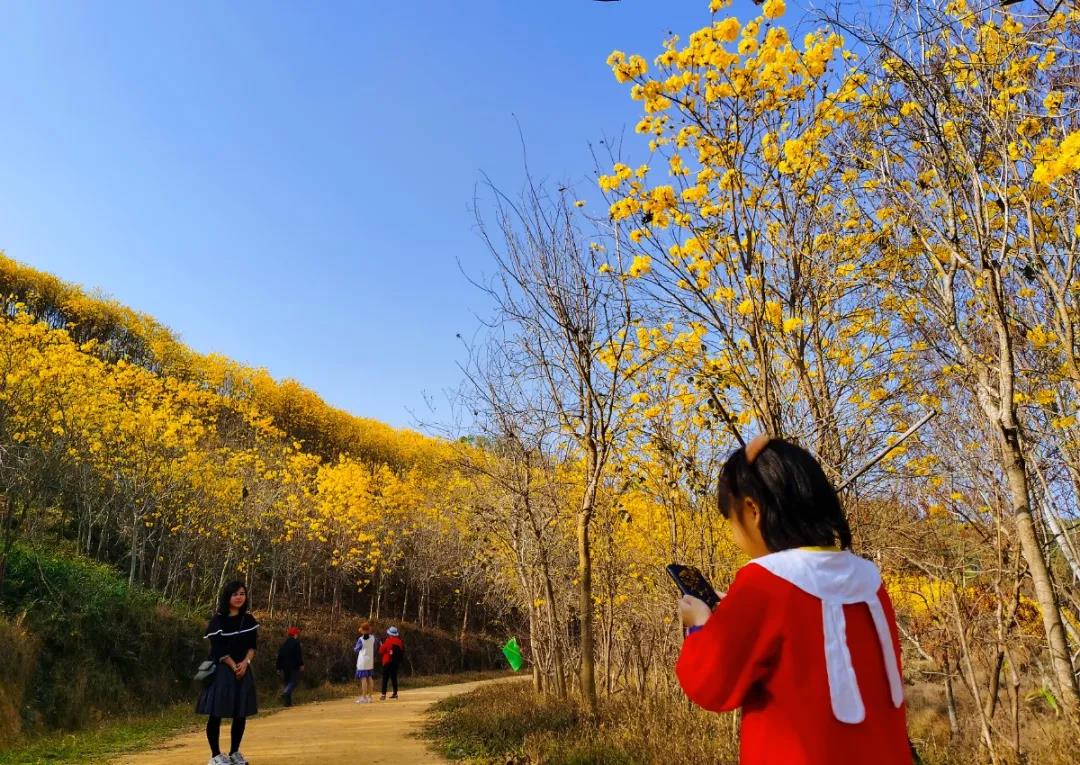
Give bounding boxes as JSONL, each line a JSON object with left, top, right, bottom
{"left": 353, "top": 621, "right": 377, "bottom": 703}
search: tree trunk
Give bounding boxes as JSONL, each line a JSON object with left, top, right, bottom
{"left": 0, "top": 496, "right": 19, "bottom": 595}
{"left": 950, "top": 591, "right": 998, "bottom": 763}
{"left": 1005, "top": 644, "right": 1022, "bottom": 760}
{"left": 1000, "top": 431, "right": 1080, "bottom": 719}
{"left": 331, "top": 577, "right": 340, "bottom": 632}
{"left": 1032, "top": 459, "right": 1080, "bottom": 583}
{"left": 529, "top": 603, "right": 543, "bottom": 693}
{"left": 541, "top": 560, "right": 566, "bottom": 698}
{"left": 216, "top": 554, "right": 231, "bottom": 601}
{"left": 943, "top": 648, "right": 959, "bottom": 737}
{"left": 1043, "top": 502, "right": 1080, "bottom": 584}
{"left": 128, "top": 512, "right": 138, "bottom": 587}
{"left": 576, "top": 506, "right": 597, "bottom": 714}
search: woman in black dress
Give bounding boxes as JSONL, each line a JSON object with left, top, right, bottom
{"left": 197, "top": 581, "right": 259, "bottom": 765}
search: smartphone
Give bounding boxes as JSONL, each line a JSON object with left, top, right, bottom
{"left": 666, "top": 563, "right": 721, "bottom": 610}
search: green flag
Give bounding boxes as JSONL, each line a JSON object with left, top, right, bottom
{"left": 501, "top": 637, "right": 524, "bottom": 672}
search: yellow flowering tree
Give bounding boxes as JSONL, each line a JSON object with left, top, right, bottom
{"left": 601, "top": 0, "right": 906, "bottom": 481}
{"left": 845, "top": 0, "right": 1080, "bottom": 718}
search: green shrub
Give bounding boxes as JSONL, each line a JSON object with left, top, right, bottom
{"left": 0, "top": 545, "right": 204, "bottom": 732}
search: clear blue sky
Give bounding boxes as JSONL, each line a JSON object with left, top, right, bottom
{"left": 0, "top": 0, "right": 763, "bottom": 429}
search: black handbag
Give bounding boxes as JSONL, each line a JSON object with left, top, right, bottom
{"left": 194, "top": 658, "right": 217, "bottom": 685}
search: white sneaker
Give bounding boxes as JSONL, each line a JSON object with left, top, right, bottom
{"left": 208, "top": 756, "right": 230, "bottom": 765}
{"left": 355, "top": 697, "right": 365, "bottom": 703}
{"left": 230, "top": 753, "right": 250, "bottom": 765}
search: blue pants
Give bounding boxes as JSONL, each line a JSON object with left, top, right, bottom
{"left": 281, "top": 670, "right": 297, "bottom": 706}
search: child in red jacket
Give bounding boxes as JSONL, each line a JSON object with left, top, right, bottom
{"left": 676, "top": 435, "right": 911, "bottom": 765}
{"left": 378, "top": 626, "right": 404, "bottom": 700}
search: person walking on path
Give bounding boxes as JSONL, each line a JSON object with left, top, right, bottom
{"left": 275, "top": 626, "right": 304, "bottom": 707}
{"left": 196, "top": 581, "right": 259, "bottom": 765}
{"left": 378, "top": 626, "right": 404, "bottom": 700}
{"left": 353, "top": 621, "right": 378, "bottom": 703}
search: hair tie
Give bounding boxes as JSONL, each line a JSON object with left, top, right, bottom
{"left": 745, "top": 433, "right": 771, "bottom": 464}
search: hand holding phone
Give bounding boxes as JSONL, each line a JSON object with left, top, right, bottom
{"left": 666, "top": 563, "right": 721, "bottom": 610}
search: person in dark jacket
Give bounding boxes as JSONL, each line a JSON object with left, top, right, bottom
{"left": 276, "top": 626, "right": 304, "bottom": 707}
{"left": 196, "top": 581, "right": 259, "bottom": 765}
{"left": 378, "top": 626, "right": 404, "bottom": 700}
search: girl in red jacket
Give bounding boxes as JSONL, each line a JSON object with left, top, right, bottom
{"left": 676, "top": 435, "right": 911, "bottom": 765}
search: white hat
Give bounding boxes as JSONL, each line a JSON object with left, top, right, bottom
{"left": 387, "top": 626, "right": 399, "bottom": 636}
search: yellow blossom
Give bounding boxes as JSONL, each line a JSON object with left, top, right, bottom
{"left": 762, "top": 0, "right": 786, "bottom": 19}
{"left": 628, "top": 255, "right": 652, "bottom": 278}
{"left": 716, "top": 17, "right": 740, "bottom": 43}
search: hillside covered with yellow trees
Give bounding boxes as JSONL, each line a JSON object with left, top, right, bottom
{"left": 3, "top": 0, "right": 1080, "bottom": 763}
{"left": 0, "top": 254, "right": 471, "bottom": 619}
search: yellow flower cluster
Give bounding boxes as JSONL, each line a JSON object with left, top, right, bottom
{"left": 606, "top": 51, "right": 648, "bottom": 84}
{"left": 1033, "top": 131, "right": 1080, "bottom": 185}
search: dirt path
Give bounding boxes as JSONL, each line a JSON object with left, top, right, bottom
{"left": 114, "top": 679, "right": 500, "bottom": 765}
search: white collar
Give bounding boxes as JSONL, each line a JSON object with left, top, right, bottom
{"left": 750, "top": 548, "right": 881, "bottom": 603}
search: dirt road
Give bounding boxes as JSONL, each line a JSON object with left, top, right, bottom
{"left": 114, "top": 680, "right": 494, "bottom": 764}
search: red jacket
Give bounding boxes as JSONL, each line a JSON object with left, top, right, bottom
{"left": 676, "top": 550, "right": 910, "bottom": 765}
{"left": 379, "top": 635, "right": 403, "bottom": 666}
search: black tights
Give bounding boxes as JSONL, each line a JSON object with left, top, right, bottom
{"left": 381, "top": 663, "right": 399, "bottom": 696}
{"left": 207, "top": 716, "right": 246, "bottom": 756}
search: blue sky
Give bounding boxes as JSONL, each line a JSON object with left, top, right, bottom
{"left": 0, "top": 0, "right": 764, "bottom": 429}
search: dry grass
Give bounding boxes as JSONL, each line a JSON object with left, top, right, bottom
{"left": 904, "top": 678, "right": 1080, "bottom": 765}
{"left": 425, "top": 680, "right": 1080, "bottom": 765}
{"left": 425, "top": 682, "right": 739, "bottom": 764}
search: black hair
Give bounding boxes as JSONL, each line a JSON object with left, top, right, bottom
{"left": 717, "top": 438, "right": 852, "bottom": 552}
{"left": 218, "top": 580, "right": 249, "bottom": 616}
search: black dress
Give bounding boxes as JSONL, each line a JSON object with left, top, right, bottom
{"left": 196, "top": 612, "right": 259, "bottom": 718}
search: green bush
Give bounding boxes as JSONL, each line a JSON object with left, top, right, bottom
{"left": 0, "top": 545, "right": 204, "bottom": 733}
